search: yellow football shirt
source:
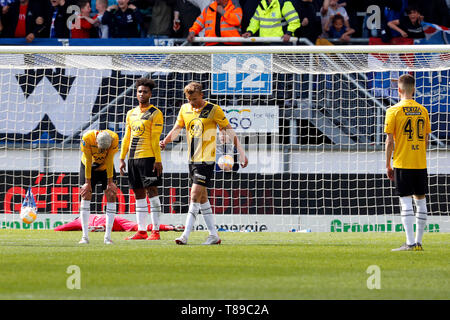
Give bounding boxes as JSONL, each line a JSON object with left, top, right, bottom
{"left": 120, "top": 105, "right": 164, "bottom": 162}
{"left": 176, "top": 101, "right": 229, "bottom": 163}
{"left": 81, "top": 129, "right": 119, "bottom": 179}
{"left": 384, "top": 99, "right": 431, "bottom": 169}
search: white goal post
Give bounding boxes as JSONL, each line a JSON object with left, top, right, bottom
{"left": 0, "top": 45, "right": 449, "bottom": 232}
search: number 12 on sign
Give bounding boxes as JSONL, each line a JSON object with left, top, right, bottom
{"left": 211, "top": 54, "right": 272, "bottom": 95}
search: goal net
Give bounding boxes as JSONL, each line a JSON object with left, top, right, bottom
{"left": 0, "top": 45, "right": 449, "bottom": 232}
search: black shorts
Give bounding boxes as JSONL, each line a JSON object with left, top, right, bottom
{"left": 189, "top": 163, "right": 215, "bottom": 188}
{"left": 394, "top": 168, "right": 428, "bottom": 197}
{"left": 80, "top": 162, "right": 116, "bottom": 191}
{"left": 128, "top": 158, "right": 162, "bottom": 190}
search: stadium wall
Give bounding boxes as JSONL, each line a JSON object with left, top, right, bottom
{"left": 1, "top": 169, "right": 448, "bottom": 215}
{"left": 2, "top": 149, "right": 450, "bottom": 174}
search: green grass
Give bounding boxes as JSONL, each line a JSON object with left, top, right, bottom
{"left": 0, "top": 230, "right": 449, "bottom": 300}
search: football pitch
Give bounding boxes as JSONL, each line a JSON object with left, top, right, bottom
{"left": 0, "top": 230, "right": 448, "bottom": 300}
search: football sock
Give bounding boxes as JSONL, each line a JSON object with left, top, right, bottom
{"left": 183, "top": 202, "right": 200, "bottom": 239}
{"left": 414, "top": 198, "right": 428, "bottom": 244}
{"left": 80, "top": 200, "right": 90, "bottom": 239}
{"left": 136, "top": 198, "right": 148, "bottom": 232}
{"left": 149, "top": 196, "right": 162, "bottom": 232}
{"left": 147, "top": 224, "right": 173, "bottom": 231}
{"left": 105, "top": 202, "right": 116, "bottom": 239}
{"left": 200, "top": 201, "right": 218, "bottom": 237}
{"left": 400, "top": 196, "right": 415, "bottom": 245}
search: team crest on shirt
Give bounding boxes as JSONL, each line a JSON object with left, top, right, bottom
{"left": 131, "top": 119, "right": 145, "bottom": 136}
{"left": 188, "top": 119, "right": 204, "bottom": 138}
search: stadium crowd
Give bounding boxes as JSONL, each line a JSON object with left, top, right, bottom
{"left": 0, "top": 0, "right": 449, "bottom": 44}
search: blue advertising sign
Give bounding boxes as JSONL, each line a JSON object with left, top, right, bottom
{"left": 211, "top": 54, "right": 272, "bottom": 95}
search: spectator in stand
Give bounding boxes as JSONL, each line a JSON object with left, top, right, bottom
{"left": 187, "top": 0, "right": 243, "bottom": 46}
{"left": 447, "top": 0, "right": 450, "bottom": 26}
{"left": 45, "top": 0, "right": 74, "bottom": 38}
{"left": 130, "top": 0, "right": 152, "bottom": 36}
{"left": 147, "top": 0, "right": 175, "bottom": 38}
{"left": 409, "top": 0, "right": 450, "bottom": 27}
{"left": 90, "top": 0, "right": 95, "bottom": 13}
{"left": 102, "top": 0, "right": 145, "bottom": 38}
{"left": 239, "top": 0, "right": 259, "bottom": 35}
{"left": 1, "top": 0, "right": 46, "bottom": 42}
{"left": 338, "top": 0, "right": 360, "bottom": 36}
{"left": 383, "top": 0, "right": 406, "bottom": 38}
{"left": 0, "top": 0, "right": 15, "bottom": 21}
{"left": 89, "top": 0, "right": 116, "bottom": 13}
{"left": 0, "top": 0, "right": 15, "bottom": 29}
{"left": 320, "top": 0, "right": 351, "bottom": 37}
{"left": 0, "top": 0, "right": 14, "bottom": 6}
{"left": 292, "top": 0, "right": 322, "bottom": 44}
{"left": 93, "top": 0, "right": 109, "bottom": 38}
{"left": 312, "top": 0, "right": 322, "bottom": 8}
{"left": 242, "top": 0, "right": 300, "bottom": 44}
{"left": 324, "top": 13, "right": 354, "bottom": 42}
{"left": 173, "top": 0, "right": 201, "bottom": 38}
{"left": 71, "top": 0, "right": 96, "bottom": 38}
{"left": 387, "top": 5, "right": 425, "bottom": 39}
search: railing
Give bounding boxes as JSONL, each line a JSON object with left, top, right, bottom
{"left": 189, "top": 36, "right": 300, "bottom": 45}
{"left": 191, "top": 36, "right": 370, "bottom": 46}
{"left": 0, "top": 37, "right": 186, "bottom": 46}
{"left": 0, "top": 36, "right": 370, "bottom": 47}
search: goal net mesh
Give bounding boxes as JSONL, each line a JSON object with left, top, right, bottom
{"left": 0, "top": 47, "right": 448, "bottom": 232}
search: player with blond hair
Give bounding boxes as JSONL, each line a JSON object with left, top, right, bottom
{"left": 160, "top": 81, "right": 248, "bottom": 245}
{"left": 385, "top": 74, "right": 431, "bottom": 251}
{"left": 79, "top": 129, "right": 119, "bottom": 245}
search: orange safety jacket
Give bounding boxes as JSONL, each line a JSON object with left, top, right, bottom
{"left": 189, "top": 0, "right": 243, "bottom": 45}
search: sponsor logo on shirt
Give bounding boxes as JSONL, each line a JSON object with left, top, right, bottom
{"left": 131, "top": 119, "right": 145, "bottom": 136}
{"left": 402, "top": 106, "right": 422, "bottom": 115}
{"left": 188, "top": 119, "right": 204, "bottom": 138}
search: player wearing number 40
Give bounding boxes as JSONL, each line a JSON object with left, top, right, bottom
{"left": 384, "top": 74, "right": 431, "bottom": 252}
{"left": 160, "top": 82, "right": 248, "bottom": 245}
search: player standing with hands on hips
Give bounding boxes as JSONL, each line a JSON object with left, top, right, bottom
{"left": 120, "top": 78, "right": 164, "bottom": 241}
{"left": 160, "top": 82, "right": 248, "bottom": 245}
{"left": 79, "top": 129, "right": 119, "bottom": 245}
{"left": 385, "top": 74, "right": 431, "bottom": 251}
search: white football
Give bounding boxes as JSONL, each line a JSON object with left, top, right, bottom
{"left": 20, "top": 206, "right": 37, "bottom": 224}
{"left": 218, "top": 155, "right": 234, "bottom": 172}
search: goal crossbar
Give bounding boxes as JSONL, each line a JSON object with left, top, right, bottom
{"left": 0, "top": 44, "right": 449, "bottom": 55}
